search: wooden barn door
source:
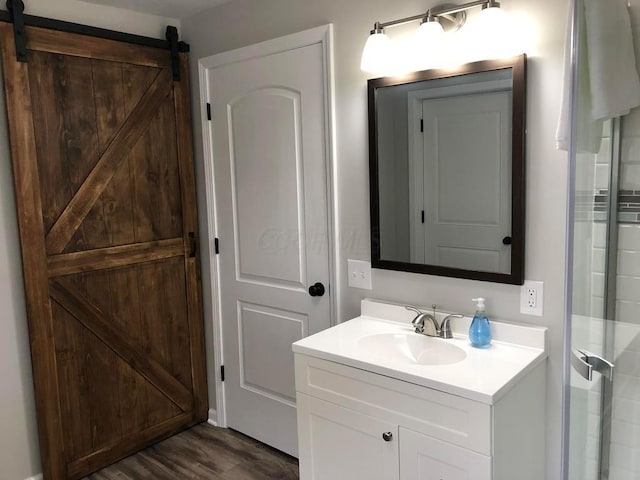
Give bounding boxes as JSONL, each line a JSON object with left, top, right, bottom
{"left": 0, "top": 23, "right": 207, "bottom": 479}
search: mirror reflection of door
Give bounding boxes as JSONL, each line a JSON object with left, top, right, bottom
{"left": 372, "top": 57, "right": 525, "bottom": 283}
{"left": 417, "top": 90, "right": 512, "bottom": 274}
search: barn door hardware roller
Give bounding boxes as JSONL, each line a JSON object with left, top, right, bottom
{"left": 6, "top": 0, "right": 27, "bottom": 62}
{"left": 165, "top": 25, "right": 180, "bottom": 81}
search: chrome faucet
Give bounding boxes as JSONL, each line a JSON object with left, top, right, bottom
{"left": 406, "top": 305, "right": 439, "bottom": 335}
{"left": 405, "top": 305, "right": 463, "bottom": 339}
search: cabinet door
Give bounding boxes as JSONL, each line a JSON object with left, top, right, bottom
{"left": 399, "top": 428, "right": 491, "bottom": 480}
{"left": 297, "top": 393, "right": 400, "bottom": 480}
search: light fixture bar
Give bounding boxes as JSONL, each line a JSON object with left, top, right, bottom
{"left": 431, "top": 0, "right": 488, "bottom": 17}
{"left": 372, "top": 0, "right": 498, "bottom": 32}
{"left": 378, "top": 13, "right": 430, "bottom": 30}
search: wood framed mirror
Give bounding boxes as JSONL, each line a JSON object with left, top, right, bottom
{"left": 368, "top": 54, "right": 526, "bottom": 284}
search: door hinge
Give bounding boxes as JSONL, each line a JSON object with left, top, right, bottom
{"left": 421, "top": 210, "right": 425, "bottom": 223}
{"left": 214, "top": 237, "right": 219, "bottom": 254}
{"left": 220, "top": 365, "right": 225, "bottom": 382}
{"left": 206, "top": 103, "right": 212, "bottom": 121}
{"left": 420, "top": 118, "right": 424, "bottom": 132}
{"left": 7, "top": 0, "right": 27, "bottom": 63}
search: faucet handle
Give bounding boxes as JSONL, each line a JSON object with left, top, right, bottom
{"left": 440, "top": 314, "right": 464, "bottom": 339}
{"left": 405, "top": 306, "right": 426, "bottom": 334}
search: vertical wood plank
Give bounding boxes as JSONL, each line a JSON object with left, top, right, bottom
{"left": 174, "top": 52, "right": 208, "bottom": 420}
{"left": 59, "top": 55, "right": 104, "bottom": 253}
{"left": 148, "top": 92, "right": 183, "bottom": 240}
{"left": 108, "top": 266, "right": 149, "bottom": 435}
{"left": 0, "top": 23, "right": 66, "bottom": 479}
{"left": 124, "top": 65, "right": 160, "bottom": 244}
{"left": 51, "top": 300, "right": 92, "bottom": 461}
{"left": 81, "top": 271, "right": 125, "bottom": 451}
{"left": 136, "top": 261, "right": 177, "bottom": 425}
{"left": 27, "top": 51, "right": 72, "bottom": 233}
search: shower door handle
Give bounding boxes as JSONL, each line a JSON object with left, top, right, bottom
{"left": 571, "top": 349, "right": 614, "bottom": 381}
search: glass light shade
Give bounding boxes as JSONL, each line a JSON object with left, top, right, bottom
{"left": 360, "top": 32, "right": 393, "bottom": 74}
{"left": 474, "top": 6, "right": 516, "bottom": 59}
{"left": 414, "top": 20, "right": 445, "bottom": 70}
{"left": 415, "top": 20, "right": 444, "bottom": 44}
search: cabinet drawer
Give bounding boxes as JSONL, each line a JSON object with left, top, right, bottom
{"left": 295, "top": 354, "right": 491, "bottom": 455}
{"left": 399, "top": 428, "right": 491, "bottom": 480}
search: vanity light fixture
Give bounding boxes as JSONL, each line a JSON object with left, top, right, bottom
{"left": 361, "top": 0, "right": 509, "bottom": 75}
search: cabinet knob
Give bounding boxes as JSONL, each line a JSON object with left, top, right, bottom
{"left": 382, "top": 431, "right": 393, "bottom": 442}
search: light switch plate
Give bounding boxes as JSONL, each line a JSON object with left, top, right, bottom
{"left": 520, "top": 280, "right": 544, "bottom": 316}
{"left": 348, "top": 259, "right": 372, "bottom": 290}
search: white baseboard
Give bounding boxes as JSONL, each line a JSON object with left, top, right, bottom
{"left": 25, "top": 474, "right": 42, "bottom": 480}
{"left": 207, "top": 408, "right": 218, "bottom": 427}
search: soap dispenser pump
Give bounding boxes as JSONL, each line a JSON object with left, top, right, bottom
{"left": 469, "top": 298, "right": 491, "bottom": 348}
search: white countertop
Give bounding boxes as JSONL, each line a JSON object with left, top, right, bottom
{"left": 293, "top": 299, "right": 548, "bottom": 405}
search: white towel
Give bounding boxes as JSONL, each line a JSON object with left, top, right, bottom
{"left": 556, "top": 0, "right": 640, "bottom": 153}
{"left": 585, "top": 0, "right": 640, "bottom": 120}
{"left": 556, "top": 7, "right": 604, "bottom": 154}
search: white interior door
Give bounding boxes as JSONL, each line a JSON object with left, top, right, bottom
{"left": 422, "top": 91, "right": 512, "bottom": 273}
{"left": 206, "top": 34, "right": 332, "bottom": 456}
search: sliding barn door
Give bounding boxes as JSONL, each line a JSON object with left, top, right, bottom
{"left": 0, "top": 24, "right": 207, "bottom": 479}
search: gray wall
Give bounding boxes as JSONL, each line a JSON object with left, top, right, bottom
{"left": 182, "top": 0, "right": 569, "bottom": 478}
{"left": 0, "top": 2, "right": 179, "bottom": 479}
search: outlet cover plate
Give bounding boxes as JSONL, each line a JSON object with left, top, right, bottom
{"left": 348, "top": 259, "right": 372, "bottom": 290}
{"left": 520, "top": 280, "right": 544, "bottom": 316}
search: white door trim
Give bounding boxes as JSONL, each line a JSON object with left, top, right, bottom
{"left": 198, "top": 24, "right": 339, "bottom": 428}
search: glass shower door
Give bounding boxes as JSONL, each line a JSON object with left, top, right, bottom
{"left": 566, "top": 2, "right": 640, "bottom": 479}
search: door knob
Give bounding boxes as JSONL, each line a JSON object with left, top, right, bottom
{"left": 502, "top": 236, "right": 512, "bottom": 246}
{"left": 382, "top": 432, "right": 393, "bottom": 442}
{"left": 308, "top": 282, "right": 325, "bottom": 297}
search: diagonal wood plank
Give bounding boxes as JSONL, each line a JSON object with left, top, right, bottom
{"left": 47, "top": 238, "right": 184, "bottom": 277}
{"left": 45, "top": 67, "right": 173, "bottom": 254}
{"left": 49, "top": 279, "right": 193, "bottom": 412}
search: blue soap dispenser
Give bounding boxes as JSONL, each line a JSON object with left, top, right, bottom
{"left": 469, "top": 297, "right": 492, "bottom": 348}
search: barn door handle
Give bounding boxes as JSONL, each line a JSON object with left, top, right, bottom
{"left": 308, "top": 282, "right": 325, "bottom": 297}
{"left": 188, "top": 232, "right": 197, "bottom": 257}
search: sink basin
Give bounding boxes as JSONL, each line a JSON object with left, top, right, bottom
{"left": 357, "top": 333, "right": 467, "bottom": 366}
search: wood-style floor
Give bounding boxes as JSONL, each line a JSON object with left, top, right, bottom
{"left": 83, "top": 423, "right": 300, "bottom": 479}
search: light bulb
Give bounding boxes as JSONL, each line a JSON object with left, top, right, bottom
{"left": 360, "top": 31, "right": 393, "bottom": 74}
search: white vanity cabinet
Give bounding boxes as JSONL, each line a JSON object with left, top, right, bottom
{"left": 295, "top": 353, "right": 546, "bottom": 480}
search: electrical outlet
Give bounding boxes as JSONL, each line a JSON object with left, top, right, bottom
{"left": 347, "top": 259, "right": 372, "bottom": 290}
{"left": 521, "top": 280, "right": 543, "bottom": 316}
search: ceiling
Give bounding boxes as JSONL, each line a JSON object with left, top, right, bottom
{"left": 78, "top": 0, "right": 231, "bottom": 19}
